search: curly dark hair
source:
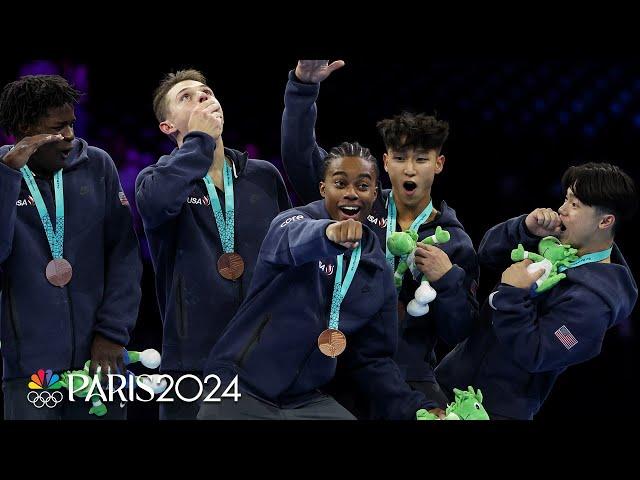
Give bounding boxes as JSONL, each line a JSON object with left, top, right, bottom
{"left": 0, "top": 75, "right": 81, "bottom": 137}
{"left": 377, "top": 112, "right": 449, "bottom": 154}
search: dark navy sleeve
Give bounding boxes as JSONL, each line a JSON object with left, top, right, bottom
{"left": 93, "top": 154, "right": 143, "bottom": 346}
{"left": 488, "top": 284, "right": 610, "bottom": 372}
{"left": 135, "top": 132, "right": 214, "bottom": 230}
{"left": 429, "top": 237, "right": 480, "bottom": 345}
{"left": 478, "top": 215, "right": 541, "bottom": 273}
{"left": 0, "top": 161, "right": 23, "bottom": 264}
{"left": 281, "top": 70, "right": 328, "bottom": 205}
{"left": 260, "top": 211, "right": 346, "bottom": 267}
{"left": 342, "top": 264, "right": 438, "bottom": 419}
{"left": 273, "top": 163, "right": 293, "bottom": 212}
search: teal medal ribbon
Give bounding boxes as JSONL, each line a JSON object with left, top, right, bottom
{"left": 329, "top": 245, "right": 362, "bottom": 329}
{"left": 20, "top": 166, "right": 72, "bottom": 286}
{"left": 385, "top": 191, "right": 433, "bottom": 267}
{"left": 318, "top": 244, "right": 362, "bottom": 357}
{"left": 203, "top": 159, "right": 245, "bottom": 280}
{"left": 558, "top": 247, "right": 613, "bottom": 272}
{"left": 203, "top": 159, "right": 235, "bottom": 253}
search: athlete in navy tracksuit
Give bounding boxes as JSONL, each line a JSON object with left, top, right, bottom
{"left": 0, "top": 77, "right": 142, "bottom": 420}
{"left": 281, "top": 63, "right": 479, "bottom": 412}
{"left": 137, "top": 70, "right": 291, "bottom": 419}
{"left": 198, "top": 145, "right": 439, "bottom": 420}
{"left": 436, "top": 163, "right": 638, "bottom": 419}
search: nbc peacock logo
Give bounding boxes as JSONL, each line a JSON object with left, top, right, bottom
{"left": 27, "top": 369, "right": 64, "bottom": 409}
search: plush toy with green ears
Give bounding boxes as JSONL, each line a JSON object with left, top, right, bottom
{"left": 387, "top": 226, "right": 451, "bottom": 316}
{"left": 416, "top": 386, "right": 490, "bottom": 420}
{"left": 511, "top": 236, "right": 579, "bottom": 293}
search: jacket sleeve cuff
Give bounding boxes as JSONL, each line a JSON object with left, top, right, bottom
{"left": 517, "top": 215, "right": 542, "bottom": 245}
{"left": 0, "top": 160, "right": 23, "bottom": 179}
{"left": 488, "top": 283, "right": 531, "bottom": 311}
{"left": 430, "top": 264, "right": 465, "bottom": 293}
{"left": 182, "top": 131, "right": 217, "bottom": 157}
{"left": 288, "top": 70, "right": 321, "bottom": 91}
{"left": 93, "top": 325, "right": 130, "bottom": 348}
{"left": 417, "top": 398, "right": 440, "bottom": 414}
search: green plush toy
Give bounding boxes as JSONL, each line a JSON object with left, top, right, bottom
{"left": 387, "top": 226, "right": 451, "bottom": 316}
{"left": 416, "top": 386, "right": 490, "bottom": 420}
{"left": 53, "top": 361, "right": 110, "bottom": 416}
{"left": 50, "top": 349, "right": 166, "bottom": 417}
{"left": 511, "top": 236, "right": 579, "bottom": 293}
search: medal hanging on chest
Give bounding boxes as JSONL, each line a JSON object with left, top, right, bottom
{"left": 203, "top": 159, "right": 245, "bottom": 281}
{"left": 318, "top": 245, "right": 362, "bottom": 358}
{"left": 21, "top": 166, "right": 72, "bottom": 287}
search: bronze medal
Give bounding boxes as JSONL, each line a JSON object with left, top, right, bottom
{"left": 318, "top": 328, "right": 347, "bottom": 358}
{"left": 217, "top": 253, "right": 245, "bottom": 281}
{"left": 46, "top": 258, "right": 73, "bottom": 287}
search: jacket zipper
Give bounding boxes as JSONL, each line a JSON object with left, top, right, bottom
{"left": 280, "top": 343, "right": 317, "bottom": 397}
{"left": 238, "top": 313, "right": 271, "bottom": 367}
{"left": 176, "top": 275, "right": 187, "bottom": 338}
{"left": 278, "top": 301, "right": 327, "bottom": 401}
{"left": 6, "top": 281, "right": 24, "bottom": 371}
{"left": 238, "top": 277, "right": 244, "bottom": 307}
{"left": 66, "top": 288, "right": 77, "bottom": 368}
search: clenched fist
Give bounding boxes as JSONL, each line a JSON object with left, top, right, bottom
{"left": 525, "top": 208, "right": 563, "bottom": 237}
{"left": 326, "top": 219, "right": 362, "bottom": 249}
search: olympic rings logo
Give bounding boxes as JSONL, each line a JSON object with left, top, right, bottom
{"left": 27, "top": 390, "right": 64, "bottom": 409}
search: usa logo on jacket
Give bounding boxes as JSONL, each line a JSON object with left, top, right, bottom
{"left": 319, "top": 260, "right": 335, "bottom": 276}
{"left": 367, "top": 215, "right": 387, "bottom": 229}
{"left": 187, "top": 195, "right": 210, "bottom": 206}
{"left": 16, "top": 195, "right": 35, "bottom": 207}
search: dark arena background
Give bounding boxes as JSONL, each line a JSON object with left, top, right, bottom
{"left": 1, "top": 55, "right": 638, "bottom": 421}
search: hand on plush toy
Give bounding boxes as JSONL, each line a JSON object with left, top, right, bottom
{"left": 525, "top": 208, "right": 563, "bottom": 237}
{"left": 417, "top": 386, "right": 490, "bottom": 420}
{"left": 414, "top": 244, "right": 453, "bottom": 282}
{"left": 416, "top": 407, "right": 447, "bottom": 420}
{"left": 429, "top": 407, "right": 447, "bottom": 419}
{"left": 502, "top": 259, "right": 545, "bottom": 289}
{"left": 89, "top": 334, "right": 126, "bottom": 380}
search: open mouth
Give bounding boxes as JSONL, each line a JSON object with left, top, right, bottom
{"left": 560, "top": 222, "right": 567, "bottom": 232}
{"left": 403, "top": 181, "right": 417, "bottom": 193}
{"left": 338, "top": 205, "right": 361, "bottom": 218}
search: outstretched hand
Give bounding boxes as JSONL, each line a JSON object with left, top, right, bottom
{"left": 295, "top": 60, "right": 345, "bottom": 83}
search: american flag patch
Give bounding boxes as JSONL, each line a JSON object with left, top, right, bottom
{"left": 118, "top": 191, "right": 129, "bottom": 206}
{"left": 555, "top": 325, "right": 578, "bottom": 350}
